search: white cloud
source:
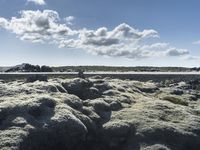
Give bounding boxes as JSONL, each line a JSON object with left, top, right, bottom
{"left": 0, "top": 10, "right": 192, "bottom": 59}
{"left": 0, "top": 10, "right": 76, "bottom": 43}
{"left": 0, "top": 18, "right": 8, "bottom": 28}
{"left": 64, "top": 16, "right": 75, "bottom": 25}
{"left": 27, "top": 0, "right": 46, "bottom": 5}
{"left": 76, "top": 23, "right": 158, "bottom": 47}
{"left": 59, "top": 25, "right": 188, "bottom": 59}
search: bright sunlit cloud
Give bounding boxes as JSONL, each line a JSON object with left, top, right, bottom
{"left": 27, "top": 0, "right": 46, "bottom": 5}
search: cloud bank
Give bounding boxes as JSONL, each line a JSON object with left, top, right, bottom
{"left": 0, "top": 10, "right": 190, "bottom": 59}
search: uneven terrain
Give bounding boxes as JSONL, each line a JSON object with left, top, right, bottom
{"left": 0, "top": 76, "right": 200, "bottom": 150}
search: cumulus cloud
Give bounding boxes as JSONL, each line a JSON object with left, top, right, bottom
{"left": 77, "top": 24, "right": 158, "bottom": 47}
{"left": 0, "top": 9, "right": 191, "bottom": 59}
{"left": 64, "top": 16, "right": 75, "bottom": 25}
{"left": 27, "top": 0, "right": 46, "bottom": 5}
{"left": 0, "top": 10, "right": 75, "bottom": 43}
{"left": 58, "top": 23, "right": 162, "bottom": 58}
{"left": 0, "top": 18, "right": 8, "bottom": 28}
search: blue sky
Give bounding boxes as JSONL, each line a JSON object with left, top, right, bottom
{"left": 0, "top": 0, "right": 200, "bottom": 67}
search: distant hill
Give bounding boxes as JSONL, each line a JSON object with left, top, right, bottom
{"left": 0, "top": 66, "right": 12, "bottom": 72}
{"left": 2, "top": 63, "right": 53, "bottom": 72}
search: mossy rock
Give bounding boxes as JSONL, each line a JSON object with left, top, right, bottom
{"left": 162, "top": 96, "right": 188, "bottom": 106}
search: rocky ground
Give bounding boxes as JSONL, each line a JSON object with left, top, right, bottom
{"left": 0, "top": 76, "right": 200, "bottom": 150}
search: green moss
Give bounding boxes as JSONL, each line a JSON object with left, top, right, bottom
{"left": 162, "top": 96, "right": 188, "bottom": 106}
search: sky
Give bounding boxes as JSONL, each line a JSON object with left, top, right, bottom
{"left": 0, "top": 0, "right": 200, "bottom": 67}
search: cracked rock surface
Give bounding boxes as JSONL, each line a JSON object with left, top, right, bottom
{"left": 0, "top": 77, "right": 200, "bottom": 150}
